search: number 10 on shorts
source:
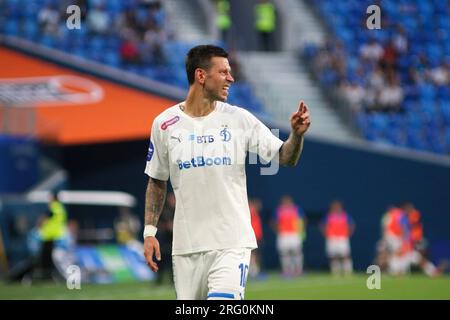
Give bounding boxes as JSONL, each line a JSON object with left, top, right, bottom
{"left": 239, "top": 263, "right": 249, "bottom": 287}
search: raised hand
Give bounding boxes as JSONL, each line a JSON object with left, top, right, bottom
{"left": 290, "top": 101, "right": 311, "bottom": 136}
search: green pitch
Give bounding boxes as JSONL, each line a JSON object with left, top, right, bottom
{"left": 1, "top": 272, "right": 449, "bottom": 299}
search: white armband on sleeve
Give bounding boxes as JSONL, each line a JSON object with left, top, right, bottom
{"left": 143, "top": 225, "right": 158, "bottom": 239}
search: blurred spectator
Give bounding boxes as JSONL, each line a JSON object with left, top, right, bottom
{"left": 249, "top": 198, "right": 264, "bottom": 279}
{"left": 116, "top": 8, "right": 140, "bottom": 38}
{"left": 120, "top": 30, "right": 141, "bottom": 64}
{"left": 155, "top": 191, "right": 175, "bottom": 285}
{"left": 359, "top": 37, "right": 384, "bottom": 64}
{"left": 365, "top": 65, "right": 385, "bottom": 107}
{"left": 392, "top": 25, "right": 408, "bottom": 55}
{"left": 215, "top": 0, "right": 232, "bottom": 46}
{"left": 147, "top": 1, "right": 166, "bottom": 29}
{"left": 273, "top": 195, "right": 306, "bottom": 277}
{"left": 86, "top": 1, "right": 110, "bottom": 35}
{"left": 429, "top": 60, "right": 450, "bottom": 87}
{"left": 38, "top": 3, "right": 61, "bottom": 37}
{"left": 380, "top": 39, "right": 398, "bottom": 71}
{"left": 254, "top": 0, "right": 276, "bottom": 51}
{"left": 142, "top": 26, "right": 167, "bottom": 65}
{"left": 377, "top": 73, "right": 404, "bottom": 112}
{"left": 341, "top": 78, "right": 366, "bottom": 112}
{"left": 320, "top": 200, "right": 355, "bottom": 276}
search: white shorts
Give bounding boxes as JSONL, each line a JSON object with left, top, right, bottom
{"left": 277, "top": 234, "right": 302, "bottom": 253}
{"left": 172, "top": 248, "right": 251, "bottom": 300}
{"left": 408, "top": 250, "right": 422, "bottom": 266}
{"left": 326, "top": 238, "right": 350, "bottom": 258}
{"left": 385, "top": 234, "right": 402, "bottom": 254}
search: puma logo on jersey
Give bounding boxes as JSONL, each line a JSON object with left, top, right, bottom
{"left": 170, "top": 135, "right": 181, "bottom": 143}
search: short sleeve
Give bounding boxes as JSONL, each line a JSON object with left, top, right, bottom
{"left": 245, "top": 110, "right": 283, "bottom": 163}
{"left": 144, "top": 118, "right": 169, "bottom": 181}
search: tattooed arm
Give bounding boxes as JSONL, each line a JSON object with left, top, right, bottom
{"left": 143, "top": 177, "right": 167, "bottom": 272}
{"left": 279, "top": 133, "right": 304, "bottom": 166}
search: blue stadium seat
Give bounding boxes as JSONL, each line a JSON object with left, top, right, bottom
{"left": 406, "top": 130, "right": 427, "bottom": 151}
{"left": 386, "top": 127, "right": 406, "bottom": 146}
{"left": 39, "top": 35, "right": 57, "bottom": 48}
{"left": 445, "top": 128, "right": 450, "bottom": 147}
{"left": 106, "top": 36, "right": 122, "bottom": 50}
{"left": 418, "top": 83, "right": 436, "bottom": 101}
{"left": 88, "top": 36, "right": 107, "bottom": 52}
{"left": 440, "top": 102, "right": 450, "bottom": 125}
{"left": 103, "top": 51, "right": 121, "bottom": 68}
{"left": 22, "top": 21, "right": 39, "bottom": 40}
{"left": 4, "top": 20, "right": 19, "bottom": 35}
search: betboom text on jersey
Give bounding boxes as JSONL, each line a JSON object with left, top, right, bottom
{"left": 176, "top": 156, "right": 232, "bottom": 170}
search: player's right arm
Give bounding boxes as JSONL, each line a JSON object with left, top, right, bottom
{"left": 143, "top": 176, "right": 167, "bottom": 272}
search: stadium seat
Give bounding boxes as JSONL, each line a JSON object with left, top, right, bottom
{"left": 4, "top": 20, "right": 19, "bottom": 36}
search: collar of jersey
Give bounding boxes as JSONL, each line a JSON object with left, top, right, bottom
{"left": 177, "top": 101, "right": 218, "bottom": 121}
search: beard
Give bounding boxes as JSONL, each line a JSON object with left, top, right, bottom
{"left": 203, "top": 86, "right": 228, "bottom": 102}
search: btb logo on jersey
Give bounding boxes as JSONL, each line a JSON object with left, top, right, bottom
{"left": 189, "top": 134, "right": 214, "bottom": 144}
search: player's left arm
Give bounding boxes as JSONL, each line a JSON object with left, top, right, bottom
{"left": 279, "top": 101, "right": 311, "bottom": 166}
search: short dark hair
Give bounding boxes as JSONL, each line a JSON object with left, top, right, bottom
{"left": 185, "top": 45, "right": 228, "bottom": 85}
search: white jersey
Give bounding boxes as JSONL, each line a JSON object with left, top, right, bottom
{"left": 145, "top": 101, "right": 283, "bottom": 255}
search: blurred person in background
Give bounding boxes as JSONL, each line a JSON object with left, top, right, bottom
{"left": 429, "top": 60, "right": 450, "bottom": 87}
{"left": 273, "top": 195, "right": 306, "bottom": 277}
{"left": 120, "top": 30, "right": 141, "bottom": 65}
{"left": 341, "top": 76, "right": 366, "bottom": 112}
{"left": 377, "top": 73, "right": 404, "bottom": 113}
{"left": 215, "top": 0, "right": 232, "bottom": 47}
{"left": 143, "top": 44, "right": 311, "bottom": 300}
{"left": 115, "top": 206, "right": 142, "bottom": 253}
{"left": 359, "top": 37, "right": 384, "bottom": 65}
{"left": 86, "top": 0, "right": 110, "bottom": 36}
{"left": 142, "top": 25, "right": 167, "bottom": 65}
{"left": 381, "top": 205, "right": 410, "bottom": 276}
{"left": 38, "top": 191, "right": 68, "bottom": 281}
{"left": 254, "top": 0, "right": 276, "bottom": 51}
{"left": 6, "top": 215, "right": 46, "bottom": 284}
{"left": 37, "top": 2, "right": 61, "bottom": 37}
{"left": 402, "top": 203, "right": 448, "bottom": 277}
{"left": 249, "top": 198, "right": 264, "bottom": 279}
{"left": 320, "top": 200, "right": 355, "bottom": 276}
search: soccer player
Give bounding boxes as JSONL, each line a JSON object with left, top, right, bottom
{"left": 320, "top": 200, "right": 355, "bottom": 276}
{"left": 273, "top": 195, "right": 306, "bottom": 277}
{"left": 143, "top": 44, "right": 311, "bottom": 300}
{"left": 381, "top": 205, "right": 410, "bottom": 275}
